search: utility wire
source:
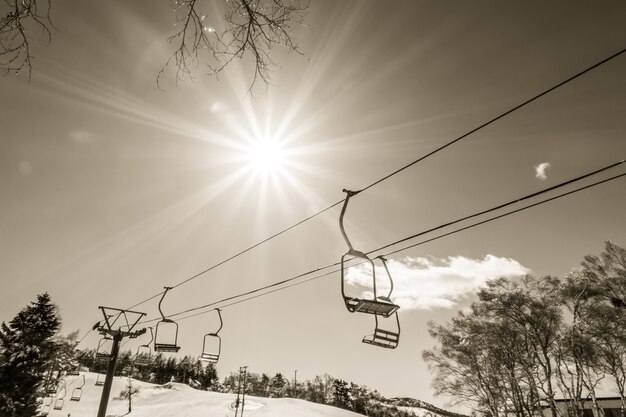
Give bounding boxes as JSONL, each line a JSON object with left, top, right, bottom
{"left": 124, "top": 47, "right": 626, "bottom": 312}
{"left": 367, "top": 159, "right": 625, "bottom": 255}
{"left": 126, "top": 201, "right": 344, "bottom": 310}
{"left": 152, "top": 170, "right": 626, "bottom": 326}
{"left": 133, "top": 160, "right": 625, "bottom": 325}
{"left": 356, "top": 48, "right": 626, "bottom": 194}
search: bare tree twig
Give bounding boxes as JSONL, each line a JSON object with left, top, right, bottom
{"left": 0, "top": 0, "right": 53, "bottom": 78}
{"left": 158, "top": 0, "right": 309, "bottom": 94}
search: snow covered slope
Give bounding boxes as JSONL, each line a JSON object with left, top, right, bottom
{"left": 42, "top": 372, "right": 365, "bottom": 417}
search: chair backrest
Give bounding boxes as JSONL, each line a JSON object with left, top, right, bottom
{"left": 53, "top": 398, "right": 64, "bottom": 410}
{"left": 361, "top": 312, "right": 400, "bottom": 349}
{"left": 70, "top": 387, "right": 82, "bottom": 401}
{"left": 95, "top": 373, "right": 105, "bottom": 386}
{"left": 154, "top": 319, "right": 180, "bottom": 352}
{"left": 200, "top": 334, "right": 221, "bottom": 363}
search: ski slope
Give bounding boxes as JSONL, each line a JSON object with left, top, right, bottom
{"left": 41, "top": 372, "right": 366, "bottom": 417}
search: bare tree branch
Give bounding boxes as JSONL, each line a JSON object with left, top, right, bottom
{"left": 0, "top": 0, "right": 53, "bottom": 78}
{"left": 1, "top": 0, "right": 309, "bottom": 91}
{"left": 159, "top": 0, "right": 309, "bottom": 94}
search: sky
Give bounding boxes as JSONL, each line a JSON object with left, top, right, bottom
{"left": 1, "top": 0, "right": 626, "bottom": 411}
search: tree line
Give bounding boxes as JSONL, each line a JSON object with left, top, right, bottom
{"left": 76, "top": 350, "right": 424, "bottom": 417}
{"left": 423, "top": 241, "right": 626, "bottom": 417}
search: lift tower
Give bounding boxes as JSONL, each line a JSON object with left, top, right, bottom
{"left": 93, "top": 307, "right": 146, "bottom": 417}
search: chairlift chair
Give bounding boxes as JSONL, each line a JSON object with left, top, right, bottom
{"left": 95, "top": 336, "right": 113, "bottom": 360}
{"left": 53, "top": 398, "right": 64, "bottom": 410}
{"left": 362, "top": 311, "right": 401, "bottom": 349}
{"left": 70, "top": 375, "right": 85, "bottom": 401}
{"left": 66, "top": 366, "right": 80, "bottom": 376}
{"left": 361, "top": 256, "right": 401, "bottom": 349}
{"left": 38, "top": 405, "right": 50, "bottom": 417}
{"left": 199, "top": 309, "right": 223, "bottom": 363}
{"left": 339, "top": 190, "right": 400, "bottom": 318}
{"left": 53, "top": 386, "right": 65, "bottom": 411}
{"left": 134, "top": 327, "right": 154, "bottom": 366}
{"left": 154, "top": 287, "right": 181, "bottom": 353}
{"left": 95, "top": 373, "right": 105, "bottom": 386}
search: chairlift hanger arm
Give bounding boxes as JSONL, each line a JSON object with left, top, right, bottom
{"left": 158, "top": 287, "right": 173, "bottom": 320}
{"left": 214, "top": 308, "right": 223, "bottom": 335}
{"left": 339, "top": 189, "right": 366, "bottom": 257}
{"left": 376, "top": 256, "right": 394, "bottom": 299}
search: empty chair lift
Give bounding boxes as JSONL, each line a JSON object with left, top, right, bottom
{"left": 199, "top": 309, "right": 223, "bottom": 363}
{"left": 360, "top": 257, "right": 400, "bottom": 349}
{"left": 134, "top": 327, "right": 154, "bottom": 366}
{"left": 53, "top": 385, "right": 65, "bottom": 410}
{"left": 154, "top": 287, "right": 181, "bottom": 353}
{"left": 70, "top": 375, "right": 85, "bottom": 401}
{"left": 338, "top": 189, "right": 401, "bottom": 348}
{"left": 95, "top": 336, "right": 113, "bottom": 360}
{"left": 95, "top": 373, "right": 106, "bottom": 386}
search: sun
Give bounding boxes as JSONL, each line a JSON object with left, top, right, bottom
{"left": 245, "top": 137, "right": 287, "bottom": 177}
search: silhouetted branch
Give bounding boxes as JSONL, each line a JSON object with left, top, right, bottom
{"left": 0, "top": 0, "right": 53, "bottom": 78}
{"left": 159, "top": 0, "right": 309, "bottom": 93}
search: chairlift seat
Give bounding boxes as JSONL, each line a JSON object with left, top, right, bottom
{"left": 53, "top": 399, "right": 64, "bottom": 410}
{"left": 345, "top": 297, "right": 400, "bottom": 317}
{"left": 199, "top": 352, "right": 219, "bottom": 362}
{"left": 95, "top": 351, "right": 110, "bottom": 360}
{"left": 154, "top": 342, "right": 180, "bottom": 353}
{"left": 95, "top": 374, "right": 105, "bottom": 386}
{"left": 38, "top": 406, "right": 50, "bottom": 417}
{"left": 67, "top": 369, "right": 80, "bottom": 376}
{"left": 199, "top": 329, "right": 221, "bottom": 363}
{"left": 70, "top": 387, "right": 82, "bottom": 401}
{"left": 135, "top": 341, "right": 152, "bottom": 365}
{"left": 46, "top": 386, "right": 57, "bottom": 395}
{"left": 134, "top": 356, "right": 150, "bottom": 366}
{"left": 362, "top": 328, "right": 400, "bottom": 349}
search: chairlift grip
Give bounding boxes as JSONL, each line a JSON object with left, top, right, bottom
{"left": 158, "top": 287, "right": 173, "bottom": 321}
{"left": 339, "top": 189, "right": 360, "bottom": 253}
{"left": 145, "top": 326, "right": 154, "bottom": 345}
{"left": 214, "top": 308, "right": 223, "bottom": 335}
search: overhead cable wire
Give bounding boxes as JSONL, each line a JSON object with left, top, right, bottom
{"left": 356, "top": 48, "right": 625, "bottom": 194}
{"left": 154, "top": 170, "right": 626, "bottom": 325}
{"left": 124, "top": 47, "right": 626, "bottom": 312}
{"left": 125, "top": 200, "right": 344, "bottom": 310}
{"left": 172, "top": 170, "right": 626, "bottom": 323}
{"left": 366, "top": 159, "right": 625, "bottom": 255}
{"left": 133, "top": 159, "right": 625, "bottom": 325}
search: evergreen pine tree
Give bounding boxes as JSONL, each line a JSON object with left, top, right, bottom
{"left": 0, "top": 293, "right": 61, "bottom": 417}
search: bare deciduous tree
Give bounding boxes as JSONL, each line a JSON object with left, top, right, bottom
{"left": 160, "top": 0, "right": 309, "bottom": 92}
{"left": 1, "top": 0, "right": 309, "bottom": 91}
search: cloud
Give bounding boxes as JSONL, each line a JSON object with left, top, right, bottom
{"left": 534, "top": 162, "right": 551, "bottom": 180}
{"left": 344, "top": 255, "right": 530, "bottom": 310}
{"left": 70, "top": 130, "right": 97, "bottom": 144}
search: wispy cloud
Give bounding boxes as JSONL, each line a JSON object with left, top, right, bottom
{"left": 70, "top": 130, "right": 97, "bottom": 144}
{"left": 534, "top": 162, "right": 551, "bottom": 180}
{"left": 345, "top": 255, "right": 530, "bottom": 310}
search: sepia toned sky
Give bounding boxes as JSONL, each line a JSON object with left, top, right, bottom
{"left": 1, "top": 0, "right": 626, "bottom": 409}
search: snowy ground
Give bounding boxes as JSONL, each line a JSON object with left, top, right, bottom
{"left": 40, "top": 372, "right": 366, "bottom": 417}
